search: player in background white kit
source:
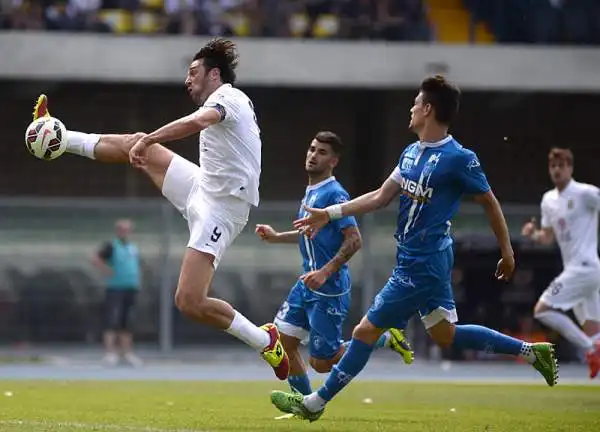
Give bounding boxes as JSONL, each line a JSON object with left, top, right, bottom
{"left": 29, "top": 38, "right": 290, "bottom": 380}
{"left": 521, "top": 148, "right": 600, "bottom": 379}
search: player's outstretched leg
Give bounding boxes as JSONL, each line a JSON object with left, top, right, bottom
{"left": 177, "top": 248, "right": 289, "bottom": 381}
{"left": 270, "top": 315, "right": 385, "bottom": 422}
{"left": 32, "top": 94, "right": 146, "bottom": 163}
{"left": 534, "top": 298, "right": 600, "bottom": 379}
{"left": 428, "top": 321, "right": 559, "bottom": 387}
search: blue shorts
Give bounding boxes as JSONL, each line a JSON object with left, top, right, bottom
{"left": 274, "top": 280, "right": 350, "bottom": 360}
{"left": 367, "top": 246, "right": 458, "bottom": 330}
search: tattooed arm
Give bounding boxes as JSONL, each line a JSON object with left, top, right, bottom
{"left": 300, "top": 226, "right": 363, "bottom": 290}
{"left": 322, "top": 226, "right": 363, "bottom": 276}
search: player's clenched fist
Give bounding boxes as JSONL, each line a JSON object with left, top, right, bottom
{"left": 521, "top": 217, "right": 537, "bottom": 237}
{"left": 255, "top": 224, "right": 279, "bottom": 243}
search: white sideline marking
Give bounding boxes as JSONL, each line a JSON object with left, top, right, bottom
{"left": 0, "top": 420, "right": 209, "bottom": 432}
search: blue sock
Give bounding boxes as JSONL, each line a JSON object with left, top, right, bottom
{"left": 317, "top": 339, "right": 374, "bottom": 402}
{"left": 452, "top": 324, "right": 523, "bottom": 356}
{"left": 343, "top": 333, "right": 387, "bottom": 352}
{"left": 288, "top": 373, "right": 312, "bottom": 395}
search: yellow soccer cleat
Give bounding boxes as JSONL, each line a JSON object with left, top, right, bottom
{"left": 32, "top": 94, "right": 50, "bottom": 121}
{"left": 388, "top": 328, "right": 415, "bottom": 365}
{"left": 260, "top": 323, "right": 290, "bottom": 380}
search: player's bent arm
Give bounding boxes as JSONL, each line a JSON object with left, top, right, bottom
{"left": 531, "top": 227, "right": 555, "bottom": 245}
{"left": 321, "top": 226, "right": 362, "bottom": 277}
{"left": 473, "top": 191, "right": 514, "bottom": 258}
{"left": 275, "top": 230, "right": 302, "bottom": 244}
{"left": 326, "top": 177, "right": 402, "bottom": 220}
{"left": 144, "top": 107, "right": 222, "bottom": 145}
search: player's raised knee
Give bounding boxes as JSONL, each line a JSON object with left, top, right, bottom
{"left": 309, "top": 357, "right": 334, "bottom": 373}
{"left": 174, "top": 288, "right": 208, "bottom": 320}
{"left": 533, "top": 300, "right": 550, "bottom": 316}
{"left": 351, "top": 317, "right": 381, "bottom": 344}
{"left": 428, "top": 320, "right": 455, "bottom": 348}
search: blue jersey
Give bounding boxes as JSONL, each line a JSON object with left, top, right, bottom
{"left": 393, "top": 135, "right": 490, "bottom": 258}
{"left": 298, "top": 177, "right": 358, "bottom": 296}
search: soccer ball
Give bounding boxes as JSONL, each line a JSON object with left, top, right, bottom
{"left": 25, "top": 117, "right": 68, "bottom": 160}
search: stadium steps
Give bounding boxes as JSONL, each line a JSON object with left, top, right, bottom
{"left": 425, "top": 0, "right": 495, "bottom": 44}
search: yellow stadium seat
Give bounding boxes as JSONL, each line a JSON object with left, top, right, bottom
{"left": 133, "top": 11, "right": 161, "bottom": 34}
{"left": 312, "top": 14, "right": 339, "bottom": 38}
{"left": 98, "top": 10, "right": 133, "bottom": 33}
{"left": 289, "top": 13, "right": 309, "bottom": 38}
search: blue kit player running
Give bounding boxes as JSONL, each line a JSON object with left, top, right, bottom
{"left": 256, "top": 132, "right": 414, "bottom": 403}
{"left": 270, "top": 76, "right": 559, "bottom": 421}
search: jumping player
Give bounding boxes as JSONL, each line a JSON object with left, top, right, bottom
{"left": 255, "top": 131, "right": 414, "bottom": 402}
{"left": 270, "top": 75, "right": 559, "bottom": 421}
{"left": 521, "top": 148, "right": 600, "bottom": 379}
{"left": 29, "top": 38, "right": 289, "bottom": 380}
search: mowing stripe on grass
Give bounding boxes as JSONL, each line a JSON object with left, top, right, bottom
{"left": 0, "top": 420, "right": 210, "bottom": 432}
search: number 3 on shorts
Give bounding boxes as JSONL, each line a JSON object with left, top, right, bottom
{"left": 210, "top": 226, "right": 222, "bottom": 242}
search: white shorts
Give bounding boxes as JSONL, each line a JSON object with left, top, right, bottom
{"left": 540, "top": 265, "right": 600, "bottom": 325}
{"left": 161, "top": 155, "right": 250, "bottom": 269}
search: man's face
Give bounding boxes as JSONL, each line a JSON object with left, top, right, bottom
{"left": 548, "top": 160, "right": 573, "bottom": 186}
{"left": 305, "top": 140, "right": 338, "bottom": 175}
{"left": 116, "top": 221, "right": 132, "bottom": 240}
{"left": 185, "top": 59, "right": 210, "bottom": 105}
{"left": 409, "top": 91, "right": 430, "bottom": 132}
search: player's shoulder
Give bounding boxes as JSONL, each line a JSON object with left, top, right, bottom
{"left": 306, "top": 179, "right": 349, "bottom": 207}
{"left": 319, "top": 178, "right": 349, "bottom": 200}
{"left": 442, "top": 138, "right": 482, "bottom": 171}
{"left": 445, "top": 138, "right": 476, "bottom": 158}
{"left": 330, "top": 179, "right": 351, "bottom": 199}
{"left": 208, "top": 84, "right": 249, "bottom": 105}
{"left": 572, "top": 180, "right": 598, "bottom": 195}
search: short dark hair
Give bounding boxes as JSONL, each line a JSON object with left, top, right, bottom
{"left": 420, "top": 75, "right": 461, "bottom": 125}
{"left": 193, "top": 38, "right": 239, "bottom": 84}
{"left": 548, "top": 147, "right": 574, "bottom": 166}
{"left": 314, "top": 131, "right": 343, "bottom": 155}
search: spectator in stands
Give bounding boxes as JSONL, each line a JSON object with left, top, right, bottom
{"left": 339, "top": 0, "right": 376, "bottom": 40}
{"left": 3, "top": 0, "right": 44, "bottom": 30}
{"left": 67, "top": 0, "right": 112, "bottom": 32}
{"left": 93, "top": 219, "right": 143, "bottom": 368}
{"left": 163, "top": 0, "right": 200, "bottom": 34}
{"left": 0, "top": 0, "right": 435, "bottom": 40}
{"left": 377, "top": 0, "right": 431, "bottom": 41}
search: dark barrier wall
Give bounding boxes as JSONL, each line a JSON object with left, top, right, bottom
{"left": 1, "top": 81, "right": 599, "bottom": 202}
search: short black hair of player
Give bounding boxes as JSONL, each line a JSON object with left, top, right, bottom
{"left": 420, "top": 75, "right": 461, "bottom": 125}
{"left": 193, "top": 38, "right": 239, "bottom": 85}
{"left": 548, "top": 147, "right": 574, "bottom": 166}
{"left": 314, "top": 131, "right": 343, "bottom": 156}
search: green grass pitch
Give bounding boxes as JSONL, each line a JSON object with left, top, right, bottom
{"left": 0, "top": 381, "right": 598, "bottom": 431}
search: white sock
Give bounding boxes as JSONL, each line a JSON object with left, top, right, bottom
{"left": 66, "top": 131, "right": 100, "bottom": 159}
{"left": 225, "top": 310, "right": 270, "bottom": 351}
{"left": 535, "top": 310, "right": 593, "bottom": 350}
{"left": 590, "top": 332, "right": 600, "bottom": 343}
{"left": 303, "top": 392, "right": 326, "bottom": 412}
{"left": 380, "top": 331, "right": 392, "bottom": 347}
{"left": 519, "top": 342, "right": 537, "bottom": 364}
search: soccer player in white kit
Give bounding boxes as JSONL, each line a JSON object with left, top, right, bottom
{"left": 521, "top": 148, "right": 600, "bottom": 379}
{"left": 29, "top": 38, "right": 290, "bottom": 380}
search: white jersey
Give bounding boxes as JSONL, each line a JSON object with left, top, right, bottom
{"left": 199, "top": 84, "right": 261, "bottom": 207}
{"left": 541, "top": 179, "right": 600, "bottom": 268}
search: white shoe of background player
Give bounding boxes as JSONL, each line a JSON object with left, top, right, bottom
{"left": 102, "top": 352, "right": 119, "bottom": 367}
{"left": 124, "top": 352, "right": 144, "bottom": 368}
